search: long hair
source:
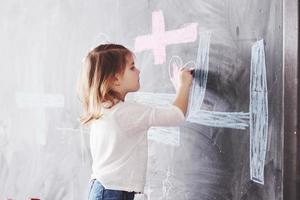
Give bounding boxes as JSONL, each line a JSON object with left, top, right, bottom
{"left": 77, "top": 44, "right": 132, "bottom": 126}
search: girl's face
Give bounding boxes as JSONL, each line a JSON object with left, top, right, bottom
{"left": 114, "top": 53, "right": 140, "bottom": 99}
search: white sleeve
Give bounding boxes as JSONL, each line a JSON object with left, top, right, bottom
{"left": 115, "top": 101, "right": 185, "bottom": 132}
{"left": 147, "top": 104, "right": 185, "bottom": 127}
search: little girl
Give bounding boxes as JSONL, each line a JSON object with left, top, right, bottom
{"left": 77, "top": 44, "right": 193, "bottom": 200}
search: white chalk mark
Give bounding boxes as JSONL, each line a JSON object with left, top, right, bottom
{"left": 15, "top": 92, "right": 64, "bottom": 108}
{"left": 0, "top": 119, "right": 11, "bottom": 147}
{"left": 181, "top": 31, "right": 249, "bottom": 129}
{"left": 36, "top": 109, "right": 47, "bottom": 145}
{"left": 161, "top": 166, "right": 175, "bottom": 199}
{"left": 82, "top": 33, "right": 111, "bottom": 63}
{"left": 168, "top": 56, "right": 182, "bottom": 91}
{"left": 134, "top": 92, "right": 249, "bottom": 130}
{"left": 133, "top": 92, "right": 175, "bottom": 106}
{"left": 148, "top": 127, "right": 180, "bottom": 146}
{"left": 188, "top": 31, "right": 211, "bottom": 113}
{"left": 133, "top": 92, "right": 179, "bottom": 146}
{"left": 249, "top": 40, "right": 268, "bottom": 184}
{"left": 15, "top": 92, "right": 64, "bottom": 145}
{"left": 188, "top": 110, "right": 250, "bottom": 129}
{"left": 138, "top": 32, "right": 268, "bottom": 185}
{"left": 168, "top": 56, "right": 196, "bottom": 92}
{"left": 160, "top": 165, "right": 190, "bottom": 200}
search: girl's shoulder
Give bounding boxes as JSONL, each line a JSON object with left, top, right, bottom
{"left": 113, "top": 100, "right": 153, "bottom": 115}
{"left": 121, "top": 100, "right": 152, "bottom": 109}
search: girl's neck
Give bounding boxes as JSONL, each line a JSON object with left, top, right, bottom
{"left": 102, "top": 98, "right": 123, "bottom": 109}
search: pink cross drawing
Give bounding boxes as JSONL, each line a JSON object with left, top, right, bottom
{"left": 134, "top": 10, "right": 198, "bottom": 64}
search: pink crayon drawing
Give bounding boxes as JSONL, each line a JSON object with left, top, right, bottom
{"left": 134, "top": 10, "right": 198, "bottom": 64}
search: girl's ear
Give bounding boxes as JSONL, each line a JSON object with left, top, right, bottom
{"left": 112, "top": 74, "right": 121, "bottom": 86}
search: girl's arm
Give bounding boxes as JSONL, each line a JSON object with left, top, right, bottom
{"left": 172, "top": 68, "right": 194, "bottom": 116}
{"left": 116, "top": 68, "right": 193, "bottom": 130}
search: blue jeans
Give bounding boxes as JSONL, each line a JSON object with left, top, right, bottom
{"left": 88, "top": 179, "right": 135, "bottom": 200}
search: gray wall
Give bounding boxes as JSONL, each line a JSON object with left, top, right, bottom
{"left": 0, "top": 0, "right": 284, "bottom": 199}
{"left": 283, "top": 0, "right": 299, "bottom": 199}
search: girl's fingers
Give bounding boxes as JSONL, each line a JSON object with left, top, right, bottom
{"left": 180, "top": 67, "right": 190, "bottom": 71}
{"left": 181, "top": 67, "right": 194, "bottom": 71}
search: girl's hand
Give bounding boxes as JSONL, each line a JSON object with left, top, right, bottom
{"left": 172, "top": 67, "right": 194, "bottom": 116}
{"left": 178, "top": 67, "right": 194, "bottom": 88}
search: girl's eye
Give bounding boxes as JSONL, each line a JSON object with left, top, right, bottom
{"left": 131, "top": 66, "right": 135, "bottom": 70}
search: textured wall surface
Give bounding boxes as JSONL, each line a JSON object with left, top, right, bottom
{"left": 0, "top": 0, "right": 283, "bottom": 199}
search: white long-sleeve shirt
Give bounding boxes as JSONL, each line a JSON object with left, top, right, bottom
{"left": 90, "top": 100, "right": 185, "bottom": 193}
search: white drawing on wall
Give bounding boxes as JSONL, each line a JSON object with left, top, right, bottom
{"left": 181, "top": 31, "right": 250, "bottom": 130}
{"left": 15, "top": 92, "right": 64, "bottom": 108}
{"left": 249, "top": 39, "right": 268, "bottom": 184}
{"left": 134, "top": 32, "right": 268, "bottom": 184}
{"left": 15, "top": 92, "right": 64, "bottom": 145}
{"left": 0, "top": 119, "right": 11, "bottom": 147}
{"left": 170, "top": 33, "right": 268, "bottom": 184}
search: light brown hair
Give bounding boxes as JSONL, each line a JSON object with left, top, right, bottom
{"left": 77, "top": 44, "right": 132, "bottom": 125}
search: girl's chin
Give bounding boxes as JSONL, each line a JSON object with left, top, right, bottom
{"left": 129, "top": 85, "right": 140, "bottom": 92}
